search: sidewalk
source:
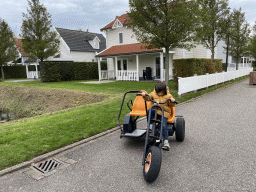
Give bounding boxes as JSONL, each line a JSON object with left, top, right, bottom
{"left": 1, "top": 78, "right": 255, "bottom": 191}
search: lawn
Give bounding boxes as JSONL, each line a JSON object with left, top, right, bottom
{"left": 0, "top": 76, "right": 250, "bottom": 171}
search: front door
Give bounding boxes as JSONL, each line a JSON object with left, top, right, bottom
{"left": 118, "top": 59, "right": 127, "bottom": 70}
{"left": 155, "top": 57, "right": 165, "bottom": 79}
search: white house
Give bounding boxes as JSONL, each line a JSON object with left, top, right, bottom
{"left": 15, "top": 39, "right": 30, "bottom": 65}
{"left": 52, "top": 28, "right": 106, "bottom": 62}
{"left": 96, "top": 14, "right": 220, "bottom": 81}
{"left": 96, "top": 13, "right": 253, "bottom": 81}
{"left": 14, "top": 39, "right": 40, "bottom": 79}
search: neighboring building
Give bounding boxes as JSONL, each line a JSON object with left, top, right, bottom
{"left": 15, "top": 39, "right": 30, "bottom": 65}
{"left": 52, "top": 28, "right": 106, "bottom": 62}
{"left": 13, "top": 39, "right": 40, "bottom": 79}
{"left": 217, "top": 39, "right": 252, "bottom": 71}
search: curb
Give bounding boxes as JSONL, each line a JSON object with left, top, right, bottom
{"left": 0, "top": 77, "right": 249, "bottom": 177}
{"left": 0, "top": 126, "right": 120, "bottom": 177}
{"left": 0, "top": 117, "right": 148, "bottom": 177}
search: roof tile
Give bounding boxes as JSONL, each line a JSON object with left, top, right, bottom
{"left": 97, "top": 43, "right": 162, "bottom": 57}
{"left": 15, "top": 39, "right": 29, "bottom": 56}
{"left": 101, "top": 14, "right": 131, "bottom": 31}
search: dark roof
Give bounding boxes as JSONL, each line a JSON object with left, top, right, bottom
{"left": 55, "top": 28, "right": 106, "bottom": 52}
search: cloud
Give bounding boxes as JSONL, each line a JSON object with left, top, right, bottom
{"left": 229, "top": 0, "right": 256, "bottom": 24}
{"left": 44, "top": 1, "right": 84, "bottom": 14}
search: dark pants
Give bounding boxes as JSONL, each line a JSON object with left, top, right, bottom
{"left": 148, "top": 108, "right": 168, "bottom": 140}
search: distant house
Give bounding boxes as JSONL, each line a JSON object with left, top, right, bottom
{"left": 51, "top": 28, "right": 106, "bottom": 62}
{"left": 15, "top": 39, "right": 30, "bottom": 65}
{"left": 14, "top": 39, "right": 40, "bottom": 79}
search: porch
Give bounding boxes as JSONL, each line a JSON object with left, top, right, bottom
{"left": 99, "top": 69, "right": 169, "bottom": 81}
{"left": 96, "top": 43, "right": 175, "bottom": 82}
{"left": 25, "top": 63, "right": 40, "bottom": 79}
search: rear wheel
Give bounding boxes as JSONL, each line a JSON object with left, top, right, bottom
{"left": 175, "top": 117, "right": 185, "bottom": 142}
{"left": 143, "top": 146, "right": 162, "bottom": 183}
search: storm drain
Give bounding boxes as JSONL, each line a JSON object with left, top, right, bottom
{"left": 33, "top": 158, "right": 62, "bottom": 174}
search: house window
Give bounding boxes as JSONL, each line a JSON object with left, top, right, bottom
{"left": 118, "top": 60, "right": 121, "bottom": 70}
{"left": 88, "top": 37, "right": 100, "bottom": 49}
{"left": 119, "top": 32, "right": 123, "bottom": 44}
{"left": 117, "top": 59, "right": 127, "bottom": 70}
{"left": 123, "top": 60, "right": 127, "bottom": 70}
{"left": 94, "top": 41, "right": 99, "bottom": 49}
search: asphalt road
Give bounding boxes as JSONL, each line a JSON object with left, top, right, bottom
{"left": 1, "top": 79, "right": 256, "bottom": 192}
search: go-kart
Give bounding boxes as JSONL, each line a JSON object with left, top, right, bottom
{"left": 117, "top": 90, "right": 185, "bottom": 183}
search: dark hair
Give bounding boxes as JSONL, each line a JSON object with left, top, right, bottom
{"left": 155, "top": 81, "right": 167, "bottom": 95}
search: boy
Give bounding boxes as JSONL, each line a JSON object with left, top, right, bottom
{"left": 140, "top": 81, "right": 175, "bottom": 150}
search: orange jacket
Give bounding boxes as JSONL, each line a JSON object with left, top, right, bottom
{"left": 143, "top": 88, "right": 175, "bottom": 118}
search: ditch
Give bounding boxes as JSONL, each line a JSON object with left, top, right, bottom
{"left": 0, "top": 109, "right": 16, "bottom": 123}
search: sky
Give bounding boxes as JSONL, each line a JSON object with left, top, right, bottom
{"left": 0, "top": 0, "right": 256, "bottom": 38}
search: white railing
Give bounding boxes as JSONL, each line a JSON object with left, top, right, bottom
{"left": 117, "top": 70, "right": 138, "bottom": 81}
{"left": 227, "top": 63, "right": 236, "bottom": 72}
{"left": 178, "top": 67, "right": 253, "bottom": 97}
{"left": 227, "top": 63, "right": 252, "bottom": 71}
{"left": 101, "top": 70, "right": 115, "bottom": 80}
{"left": 238, "top": 63, "right": 252, "bottom": 69}
{"left": 27, "top": 71, "right": 40, "bottom": 79}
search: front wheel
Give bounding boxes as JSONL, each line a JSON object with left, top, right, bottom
{"left": 143, "top": 146, "right": 162, "bottom": 183}
{"left": 175, "top": 117, "right": 185, "bottom": 142}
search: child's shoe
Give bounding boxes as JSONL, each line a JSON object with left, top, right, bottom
{"left": 162, "top": 140, "right": 170, "bottom": 151}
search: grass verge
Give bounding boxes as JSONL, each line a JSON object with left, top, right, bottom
{"left": 0, "top": 75, "right": 250, "bottom": 171}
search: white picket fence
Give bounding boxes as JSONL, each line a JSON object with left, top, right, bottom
{"left": 27, "top": 71, "right": 40, "bottom": 79}
{"left": 227, "top": 63, "right": 252, "bottom": 72}
{"left": 101, "top": 70, "right": 115, "bottom": 80}
{"left": 117, "top": 70, "right": 138, "bottom": 81}
{"left": 178, "top": 67, "right": 253, "bottom": 97}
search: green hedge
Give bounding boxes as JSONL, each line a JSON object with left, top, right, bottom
{"left": 40, "top": 61, "right": 107, "bottom": 82}
{"left": 252, "top": 61, "right": 256, "bottom": 67}
{"left": 0, "top": 66, "right": 27, "bottom": 79}
{"left": 173, "top": 58, "right": 222, "bottom": 89}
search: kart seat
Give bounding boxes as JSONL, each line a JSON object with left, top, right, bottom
{"left": 167, "top": 107, "right": 175, "bottom": 123}
{"left": 129, "top": 90, "right": 151, "bottom": 117}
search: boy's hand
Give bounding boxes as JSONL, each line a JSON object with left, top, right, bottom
{"left": 140, "top": 92, "right": 146, "bottom": 96}
{"left": 170, "top": 98, "right": 175, "bottom": 102}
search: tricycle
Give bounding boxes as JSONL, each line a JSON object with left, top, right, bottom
{"left": 118, "top": 90, "right": 185, "bottom": 183}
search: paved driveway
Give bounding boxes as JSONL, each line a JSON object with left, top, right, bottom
{"left": 1, "top": 79, "right": 256, "bottom": 191}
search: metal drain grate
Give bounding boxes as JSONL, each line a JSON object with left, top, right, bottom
{"left": 33, "top": 158, "right": 62, "bottom": 174}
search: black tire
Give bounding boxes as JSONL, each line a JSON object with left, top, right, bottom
{"left": 175, "top": 117, "right": 185, "bottom": 142}
{"left": 143, "top": 146, "right": 162, "bottom": 183}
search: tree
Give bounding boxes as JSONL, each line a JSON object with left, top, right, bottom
{"left": 0, "top": 19, "right": 19, "bottom": 80}
{"left": 248, "top": 22, "right": 256, "bottom": 61}
{"left": 128, "top": 0, "right": 199, "bottom": 85}
{"left": 20, "top": 0, "right": 60, "bottom": 62}
{"left": 229, "top": 8, "right": 250, "bottom": 70}
{"left": 221, "top": 13, "right": 232, "bottom": 72}
{"left": 196, "top": 0, "right": 230, "bottom": 59}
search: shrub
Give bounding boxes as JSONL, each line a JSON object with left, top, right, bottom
{"left": 40, "top": 62, "right": 62, "bottom": 82}
{"left": 59, "top": 62, "right": 75, "bottom": 81}
{"left": 40, "top": 61, "right": 107, "bottom": 82}
{"left": 173, "top": 58, "right": 222, "bottom": 89}
{"left": 0, "top": 66, "right": 27, "bottom": 79}
{"left": 252, "top": 61, "right": 256, "bottom": 67}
